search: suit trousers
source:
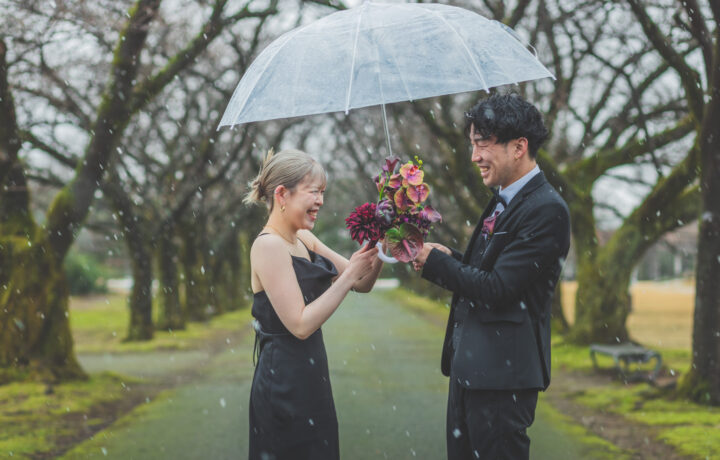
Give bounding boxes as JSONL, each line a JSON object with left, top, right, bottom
{"left": 446, "top": 377, "right": 538, "bottom": 460}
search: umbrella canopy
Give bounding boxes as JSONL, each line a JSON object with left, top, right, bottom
{"left": 218, "top": 1, "right": 553, "bottom": 128}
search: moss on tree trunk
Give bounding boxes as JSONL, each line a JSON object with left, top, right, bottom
{"left": 679, "top": 78, "right": 720, "bottom": 405}
{"left": 125, "top": 241, "right": 154, "bottom": 341}
{"left": 571, "top": 260, "right": 632, "bottom": 344}
{"left": 550, "top": 281, "right": 568, "bottom": 333}
{"left": 0, "top": 238, "right": 86, "bottom": 383}
{"left": 156, "top": 231, "right": 185, "bottom": 331}
{"left": 182, "top": 228, "right": 212, "bottom": 321}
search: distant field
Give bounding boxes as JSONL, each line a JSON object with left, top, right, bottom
{"left": 561, "top": 280, "right": 694, "bottom": 350}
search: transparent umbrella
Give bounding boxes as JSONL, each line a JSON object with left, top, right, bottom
{"left": 218, "top": 0, "right": 554, "bottom": 136}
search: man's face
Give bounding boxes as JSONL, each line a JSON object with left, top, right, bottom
{"left": 469, "top": 125, "right": 518, "bottom": 189}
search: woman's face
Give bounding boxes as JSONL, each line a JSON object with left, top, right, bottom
{"left": 280, "top": 175, "right": 326, "bottom": 230}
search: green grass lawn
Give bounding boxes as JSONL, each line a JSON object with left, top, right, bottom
{"left": 70, "top": 293, "right": 253, "bottom": 353}
{"left": 0, "top": 372, "right": 141, "bottom": 458}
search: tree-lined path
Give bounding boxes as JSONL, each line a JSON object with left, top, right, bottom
{"left": 63, "top": 290, "right": 610, "bottom": 459}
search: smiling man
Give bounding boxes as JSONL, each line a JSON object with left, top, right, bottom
{"left": 413, "top": 94, "right": 571, "bottom": 460}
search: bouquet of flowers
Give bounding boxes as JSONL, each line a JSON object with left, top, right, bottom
{"left": 345, "top": 156, "right": 442, "bottom": 263}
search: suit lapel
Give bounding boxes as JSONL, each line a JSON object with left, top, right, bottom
{"left": 493, "top": 171, "right": 547, "bottom": 231}
{"left": 462, "top": 172, "right": 548, "bottom": 263}
{"left": 463, "top": 197, "right": 498, "bottom": 263}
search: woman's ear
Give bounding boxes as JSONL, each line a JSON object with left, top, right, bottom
{"left": 274, "top": 185, "right": 287, "bottom": 207}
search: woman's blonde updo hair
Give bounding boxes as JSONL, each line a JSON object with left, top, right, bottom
{"left": 244, "top": 148, "right": 327, "bottom": 212}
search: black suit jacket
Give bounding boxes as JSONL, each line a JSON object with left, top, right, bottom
{"left": 422, "top": 171, "right": 570, "bottom": 391}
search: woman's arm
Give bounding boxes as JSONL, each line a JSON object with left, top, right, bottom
{"left": 299, "top": 229, "right": 383, "bottom": 293}
{"left": 252, "top": 235, "right": 377, "bottom": 339}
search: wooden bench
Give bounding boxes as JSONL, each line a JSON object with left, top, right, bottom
{"left": 589, "top": 343, "right": 662, "bottom": 382}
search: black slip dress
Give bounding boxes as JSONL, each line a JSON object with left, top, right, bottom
{"left": 248, "top": 236, "right": 340, "bottom": 460}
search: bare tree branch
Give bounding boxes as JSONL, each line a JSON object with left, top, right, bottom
{"left": 626, "top": 0, "right": 704, "bottom": 120}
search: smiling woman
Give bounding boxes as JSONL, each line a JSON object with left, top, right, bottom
{"left": 242, "top": 148, "right": 384, "bottom": 460}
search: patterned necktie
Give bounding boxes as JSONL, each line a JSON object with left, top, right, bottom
{"left": 492, "top": 187, "right": 507, "bottom": 207}
{"left": 481, "top": 210, "right": 501, "bottom": 239}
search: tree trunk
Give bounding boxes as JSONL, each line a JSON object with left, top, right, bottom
{"left": 224, "top": 231, "right": 251, "bottom": 311}
{"left": 1, "top": 1, "right": 162, "bottom": 382}
{"left": 126, "top": 237, "right": 154, "bottom": 341}
{"left": 679, "top": 64, "right": 720, "bottom": 405}
{"left": 569, "top": 150, "right": 701, "bottom": 344}
{"left": 572, "top": 262, "right": 633, "bottom": 344}
{"left": 550, "top": 281, "right": 569, "bottom": 333}
{"left": 156, "top": 230, "right": 185, "bottom": 331}
{"left": 208, "top": 233, "right": 239, "bottom": 313}
{"left": 0, "top": 42, "right": 84, "bottom": 382}
{"left": 0, "top": 240, "right": 86, "bottom": 383}
{"left": 102, "top": 178, "right": 154, "bottom": 341}
{"left": 182, "top": 224, "right": 211, "bottom": 321}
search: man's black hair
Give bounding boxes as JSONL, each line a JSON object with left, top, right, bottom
{"left": 464, "top": 93, "right": 549, "bottom": 159}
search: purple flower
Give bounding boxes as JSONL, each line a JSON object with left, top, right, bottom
{"left": 419, "top": 205, "right": 442, "bottom": 224}
{"left": 375, "top": 199, "right": 396, "bottom": 228}
{"left": 382, "top": 156, "right": 400, "bottom": 174}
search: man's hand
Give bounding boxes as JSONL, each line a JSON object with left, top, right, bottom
{"left": 413, "top": 242, "right": 451, "bottom": 271}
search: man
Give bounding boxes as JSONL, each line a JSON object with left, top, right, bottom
{"left": 413, "top": 94, "right": 571, "bottom": 459}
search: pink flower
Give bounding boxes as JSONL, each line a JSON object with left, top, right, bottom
{"left": 375, "top": 174, "right": 386, "bottom": 193}
{"left": 387, "top": 173, "right": 402, "bottom": 189}
{"left": 399, "top": 162, "right": 424, "bottom": 186}
{"left": 407, "top": 183, "right": 429, "bottom": 203}
{"left": 394, "top": 188, "right": 414, "bottom": 211}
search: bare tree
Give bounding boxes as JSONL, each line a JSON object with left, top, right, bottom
{"left": 0, "top": 0, "right": 278, "bottom": 382}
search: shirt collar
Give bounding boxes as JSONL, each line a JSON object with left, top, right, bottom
{"left": 498, "top": 164, "right": 541, "bottom": 207}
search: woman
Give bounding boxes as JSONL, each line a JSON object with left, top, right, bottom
{"left": 245, "top": 149, "right": 383, "bottom": 460}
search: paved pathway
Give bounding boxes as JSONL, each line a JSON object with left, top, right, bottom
{"left": 65, "top": 290, "right": 610, "bottom": 459}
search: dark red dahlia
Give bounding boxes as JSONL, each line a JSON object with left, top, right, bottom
{"left": 345, "top": 202, "right": 383, "bottom": 245}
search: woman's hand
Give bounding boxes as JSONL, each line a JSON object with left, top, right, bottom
{"left": 345, "top": 244, "right": 378, "bottom": 282}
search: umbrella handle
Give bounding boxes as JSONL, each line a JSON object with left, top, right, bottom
{"left": 375, "top": 241, "right": 398, "bottom": 264}
{"left": 363, "top": 240, "right": 398, "bottom": 264}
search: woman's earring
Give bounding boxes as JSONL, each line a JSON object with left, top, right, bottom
{"left": 281, "top": 205, "right": 286, "bottom": 212}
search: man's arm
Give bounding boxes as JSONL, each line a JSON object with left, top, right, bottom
{"left": 421, "top": 202, "right": 570, "bottom": 309}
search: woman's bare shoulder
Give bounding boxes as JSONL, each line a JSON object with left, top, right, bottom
{"left": 297, "top": 229, "right": 321, "bottom": 251}
{"left": 251, "top": 234, "right": 288, "bottom": 258}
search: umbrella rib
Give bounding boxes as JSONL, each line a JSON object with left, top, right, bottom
{"left": 422, "top": 8, "right": 490, "bottom": 92}
{"left": 345, "top": 1, "right": 369, "bottom": 114}
{"left": 489, "top": 20, "right": 556, "bottom": 83}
